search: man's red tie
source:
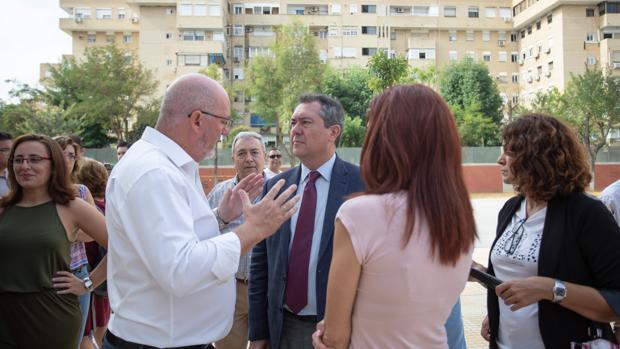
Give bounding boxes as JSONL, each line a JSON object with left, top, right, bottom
{"left": 285, "top": 170, "right": 320, "bottom": 314}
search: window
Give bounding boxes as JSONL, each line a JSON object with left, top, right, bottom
{"left": 249, "top": 47, "right": 273, "bottom": 57}
{"left": 586, "top": 32, "right": 595, "bottom": 42}
{"left": 361, "top": 5, "right": 376, "bottom": 13}
{"left": 482, "top": 31, "right": 490, "bottom": 41}
{"left": 586, "top": 8, "right": 595, "bottom": 17}
{"left": 123, "top": 34, "right": 131, "bottom": 43}
{"left": 75, "top": 8, "right": 91, "bottom": 19}
{"left": 528, "top": 46, "right": 534, "bottom": 57}
{"left": 208, "top": 5, "right": 221, "bottom": 16}
{"left": 213, "top": 32, "right": 224, "bottom": 41}
{"left": 96, "top": 8, "right": 112, "bottom": 19}
{"left": 362, "top": 26, "right": 377, "bottom": 35}
{"left": 444, "top": 6, "right": 456, "bottom": 17}
{"left": 342, "top": 26, "right": 358, "bottom": 36}
{"left": 536, "top": 21, "right": 541, "bottom": 30}
{"left": 413, "top": 6, "right": 430, "bottom": 16}
{"left": 165, "top": 32, "right": 172, "bottom": 39}
{"left": 334, "top": 47, "right": 357, "bottom": 58}
{"left": 499, "top": 7, "right": 511, "bottom": 19}
{"left": 520, "top": 31, "right": 525, "bottom": 39}
{"left": 512, "top": 94, "right": 519, "bottom": 105}
{"left": 498, "top": 72, "right": 508, "bottom": 83}
{"left": 604, "top": 33, "right": 613, "bottom": 39}
{"left": 362, "top": 47, "right": 377, "bottom": 56}
{"left": 537, "top": 65, "right": 543, "bottom": 76}
{"left": 166, "top": 59, "right": 173, "bottom": 66}
{"left": 466, "top": 51, "right": 475, "bottom": 59}
{"left": 511, "top": 52, "right": 519, "bottom": 62}
{"left": 548, "top": 61, "right": 554, "bottom": 71}
{"left": 118, "top": 9, "right": 126, "bottom": 19}
{"left": 233, "top": 68, "right": 244, "bottom": 80}
{"left": 183, "top": 30, "right": 194, "bottom": 40}
{"left": 586, "top": 56, "right": 597, "bottom": 65}
{"left": 527, "top": 26, "right": 532, "bottom": 34}
{"left": 466, "top": 31, "right": 474, "bottom": 41}
{"left": 408, "top": 48, "right": 436, "bottom": 60}
{"left": 233, "top": 46, "right": 243, "bottom": 61}
{"left": 498, "top": 31, "right": 506, "bottom": 41}
{"left": 194, "top": 30, "right": 205, "bottom": 41}
{"left": 449, "top": 50, "right": 458, "bottom": 61}
{"left": 483, "top": 52, "right": 491, "bottom": 62}
{"left": 485, "top": 7, "right": 496, "bottom": 17}
{"left": 449, "top": 31, "right": 457, "bottom": 41}
{"left": 233, "top": 25, "right": 244, "bottom": 36}
{"left": 499, "top": 51, "right": 507, "bottom": 62}
{"left": 194, "top": 4, "right": 206, "bottom": 16}
{"left": 179, "top": 4, "right": 192, "bottom": 16}
{"left": 468, "top": 7, "right": 479, "bottom": 18}
{"left": 88, "top": 34, "right": 96, "bottom": 43}
{"left": 165, "top": 8, "right": 174, "bottom": 15}
{"left": 512, "top": 73, "right": 519, "bottom": 83}
{"left": 332, "top": 4, "right": 341, "bottom": 14}
{"left": 547, "top": 14, "right": 552, "bottom": 23}
{"left": 511, "top": 32, "right": 518, "bottom": 42}
{"left": 234, "top": 5, "right": 243, "bottom": 14}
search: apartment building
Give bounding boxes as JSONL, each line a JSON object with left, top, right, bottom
{"left": 51, "top": 0, "right": 620, "bottom": 130}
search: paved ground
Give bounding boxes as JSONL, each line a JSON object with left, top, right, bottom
{"left": 462, "top": 195, "right": 511, "bottom": 348}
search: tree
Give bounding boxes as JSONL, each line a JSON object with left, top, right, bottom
{"left": 223, "top": 125, "right": 252, "bottom": 148}
{"left": 126, "top": 98, "right": 161, "bottom": 144}
{"left": 246, "top": 20, "right": 325, "bottom": 151}
{"left": 46, "top": 44, "right": 158, "bottom": 144}
{"left": 452, "top": 103, "right": 500, "bottom": 146}
{"left": 367, "top": 50, "right": 409, "bottom": 93}
{"left": 321, "top": 67, "right": 373, "bottom": 122}
{"left": 405, "top": 65, "right": 439, "bottom": 89}
{"left": 439, "top": 57, "right": 503, "bottom": 124}
{"left": 339, "top": 115, "right": 366, "bottom": 147}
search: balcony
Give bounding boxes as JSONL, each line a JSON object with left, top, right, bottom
{"left": 177, "top": 40, "right": 225, "bottom": 55}
{"left": 390, "top": 6, "right": 412, "bottom": 16}
{"left": 600, "top": 13, "right": 620, "bottom": 28}
{"left": 512, "top": 0, "right": 599, "bottom": 29}
{"left": 177, "top": 16, "right": 224, "bottom": 29}
{"left": 125, "top": 0, "right": 175, "bottom": 4}
{"left": 59, "top": 17, "right": 138, "bottom": 34}
{"left": 286, "top": 5, "right": 329, "bottom": 15}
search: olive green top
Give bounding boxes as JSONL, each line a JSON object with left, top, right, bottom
{"left": 0, "top": 201, "right": 71, "bottom": 293}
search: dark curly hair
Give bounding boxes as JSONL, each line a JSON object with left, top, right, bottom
{"left": 502, "top": 113, "right": 591, "bottom": 202}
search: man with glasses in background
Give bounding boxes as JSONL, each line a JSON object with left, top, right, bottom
{"left": 0, "top": 132, "right": 13, "bottom": 197}
{"left": 265, "top": 148, "right": 282, "bottom": 179}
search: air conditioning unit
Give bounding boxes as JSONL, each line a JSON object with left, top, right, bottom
{"left": 545, "top": 47, "right": 551, "bottom": 54}
{"left": 75, "top": 16, "right": 83, "bottom": 23}
{"left": 535, "top": 75, "right": 540, "bottom": 81}
{"left": 545, "top": 71, "right": 551, "bottom": 77}
{"left": 614, "top": 62, "right": 620, "bottom": 69}
{"left": 246, "top": 26, "right": 253, "bottom": 33}
{"left": 395, "top": 8, "right": 404, "bottom": 13}
{"left": 131, "top": 16, "right": 139, "bottom": 23}
{"left": 498, "top": 40, "right": 506, "bottom": 47}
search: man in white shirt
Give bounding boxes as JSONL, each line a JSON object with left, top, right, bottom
{"left": 103, "top": 74, "right": 299, "bottom": 349}
{"left": 264, "top": 148, "right": 282, "bottom": 179}
{"left": 601, "top": 179, "right": 620, "bottom": 226}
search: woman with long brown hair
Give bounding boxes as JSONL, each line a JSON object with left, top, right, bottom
{"left": 312, "top": 84, "right": 477, "bottom": 348}
{"left": 0, "top": 134, "right": 107, "bottom": 348}
{"left": 480, "top": 114, "right": 620, "bottom": 348}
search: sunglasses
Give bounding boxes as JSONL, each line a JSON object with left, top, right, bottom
{"left": 269, "top": 154, "right": 282, "bottom": 159}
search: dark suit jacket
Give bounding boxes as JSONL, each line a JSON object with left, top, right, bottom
{"left": 487, "top": 192, "right": 620, "bottom": 348}
{"left": 248, "top": 155, "right": 364, "bottom": 348}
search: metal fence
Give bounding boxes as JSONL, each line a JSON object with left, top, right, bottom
{"left": 85, "top": 146, "right": 620, "bottom": 166}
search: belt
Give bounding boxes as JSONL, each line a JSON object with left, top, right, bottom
{"left": 236, "top": 277, "right": 249, "bottom": 284}
{"left": 284, "top": 309, "right": 318, "bottom": 323}
{"left": 105, "top": 331, "right": 211, "bottom": 349}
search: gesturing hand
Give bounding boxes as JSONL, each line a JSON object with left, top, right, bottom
{"left": 218, "top": 173, "right": 264, "bottom": 223}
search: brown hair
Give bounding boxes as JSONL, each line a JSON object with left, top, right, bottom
{"left": 502, "top": 113, "right": 591, "bottom": 201}
{"left": 360, "top": 84, "right": 476, "bottom": 265}
{"left": 1, "top": 134, "right": 75, "bottom": 207}
{"left": 78, "top": 159, "right": 108, "bottom": 199}
{"left": 53, "top": 135, "right": 79, "bottom": 183}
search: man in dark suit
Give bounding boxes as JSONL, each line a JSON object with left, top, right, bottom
{"left": 249, "top": 94, "right": 364, "bottom": 349}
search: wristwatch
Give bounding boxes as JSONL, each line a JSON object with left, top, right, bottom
{"left": 83, "top": 276, "right": 94, "bottom": 292}
{"left": 552, "top": 279, "right": 567, "bottom": 303}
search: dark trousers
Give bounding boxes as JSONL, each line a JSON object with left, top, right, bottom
{"left": 279, "top": 311, "right": 317, "bottom": 349}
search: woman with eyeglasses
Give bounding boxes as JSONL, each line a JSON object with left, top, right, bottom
{"left": 0, "top": 134, "right": 107, "bottom": 348}
{"left": 53, "top": 135, "right": 104, "bottom": 349}
{"left": 479, "top": 114, "right": 620, "bottom": 348}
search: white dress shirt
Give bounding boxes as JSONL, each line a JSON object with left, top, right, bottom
{"left": 105, "top": 127, "right": 241, "bottom": 347}
{"left": 288, "top": 153, "right": 336, "bottom": 316}
{"left": 601, "top": 179, "right": 620, "bottom": 226}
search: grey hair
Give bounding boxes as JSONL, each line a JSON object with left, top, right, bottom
{"left": 232, "top": 131, "right": 265, "bottom": 153}
{"left": 298, "top": 93, "right": 344, "bottom": 129}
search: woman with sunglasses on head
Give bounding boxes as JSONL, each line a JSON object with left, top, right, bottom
{"left": 479, "top": 114, "right": 620, "bottom": 348}
{"left": 0, "top": 134, "right": 107, "bottom": 348}
{"left": 54, "top": 135, "right": 103, "bottom": 349}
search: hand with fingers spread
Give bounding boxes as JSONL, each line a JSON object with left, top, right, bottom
{"left": 234, "top": 179, "right": 300, "bottom": 254}
{"left": 218, "top": 172, "right": 264, "bottom": 223}
{"left": 496, "top": 276, "right": 553, "bottom": 311}
{"left": 52, "top": 271, "right": 89, "bottom": 296}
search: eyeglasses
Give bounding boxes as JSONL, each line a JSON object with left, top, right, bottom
{"left": 188, "top": 110, "right": 233, "bottom": 129}
{"left": 64, "top": 152, "right": 77, "bottom": 161}
{"left": 502, "top": 218, "right": 527, "bottom": 255}
{"left": 269, "top": 154, "right": 282, "bottom": 159}
{"left": 12, "top": 156, "right": 51, "bottom": 166}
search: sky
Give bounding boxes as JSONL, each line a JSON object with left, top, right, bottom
{"left": 0, "top": 1, "right": 72, "bottom": 102}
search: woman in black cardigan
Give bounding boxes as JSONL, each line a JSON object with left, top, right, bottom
{"left": 479, "top": 114, "right": 620, "bottom": 348}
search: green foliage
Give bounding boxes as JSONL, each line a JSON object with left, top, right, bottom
{"left": 321, "top": 67, "right": 373, "bottom": 122}
{"left": 246, "top": 20, "right": 325, "bottom": 147}
{"left": 439, "top": 57, "right": 503, "bottom": 124}
{"left": 199, "top": 64, "right": 222, "bottom": 81}
{"left": 339, "top": 115, "right": 366, "bottom": 147}
{"left": 46, "top": 44, "right": 158, "bottom": 144}
{"left": 452, "top": 103, "right": 500, "bottom": 146}
{"left": 367, "top": 51, "right": 409, "bottom": 93}
{"left": 405, "top": 65, "right": 439, "bottom": 88}
{"left": 223, "top": 125, "right": 252, "bottom": 148}
{"left": 126, "top": 98, "right": 161, "bottom": 144}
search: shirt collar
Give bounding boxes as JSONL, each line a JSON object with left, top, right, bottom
{"left": 300, "top": 153, "right": 336, "bottom": 183}
{"left": 141, "top": 127, "right": 196, "bottom": 169}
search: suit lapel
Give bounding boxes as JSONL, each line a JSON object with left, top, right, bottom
{"left": 280, "top": 166, "right": 302, "bottom": 269}
{"left": 318, "top": 157, "right": 349, "bottom": 262}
